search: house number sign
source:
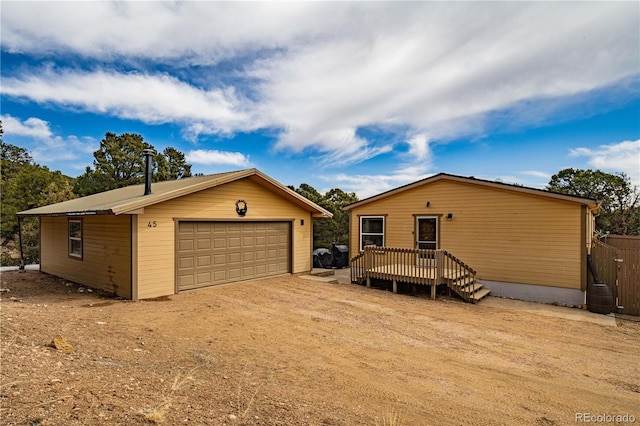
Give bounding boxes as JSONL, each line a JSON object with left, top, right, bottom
{"left": 147, "top": 221, "right": 158, "bottom": 228}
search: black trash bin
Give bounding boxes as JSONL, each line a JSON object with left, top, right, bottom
{"left": 331, "top": 244, "right": 349, "bottom": 268}
{"left": 313, "top": 248, "right": 333, "bottom": 269}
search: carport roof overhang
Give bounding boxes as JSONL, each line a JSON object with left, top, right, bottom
{"left": 17, "top": 168, "right": 333, "bottom": 219}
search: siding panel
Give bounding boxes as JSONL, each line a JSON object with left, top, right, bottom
{"left": 40, "top": 215, "right": 132, "bottom": 298}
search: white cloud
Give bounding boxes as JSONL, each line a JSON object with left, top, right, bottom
{"left": 2, "top": 70, "right": 257, "bottom": 140}
{"left": 248, "top": 2, "right": 639, "bottom": 160}
{"left": 186, "top": 149, "right": 251, "bottom": 167}
{"left": 0, "top": 2, "right": 339, "bottom": 63}
{"left": 521, "top": 170, "right": 552, "bottom": 180}
{"left": 1, "top": 114, "right": 97, "bottom": 165}
{"left": 326, "top": 164, "right": 433, "bottom": 199}
{"left": 2, "top": 2, "right": 639, "bottom": 166}
{"left": 405, "top": 135, "right": 431, "bottom": 162}
{"left": 1, "top": 114, "right": 52, "bottom": 139}
{"left": 570, "top": 140, "right": 640, "bottom": 186}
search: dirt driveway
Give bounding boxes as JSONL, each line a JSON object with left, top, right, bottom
{"left": 1, "top": 271, "right": 638, "bottom": 425}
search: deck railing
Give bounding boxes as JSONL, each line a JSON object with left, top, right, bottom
{"left": 349, "top": 246, "right": 477, "bottom": 302}
{"left": 441, "top": 250, "right": 477, "bottom": 302}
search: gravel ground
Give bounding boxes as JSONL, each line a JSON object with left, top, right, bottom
{"left": 1, "top": 270, "right": 638, "bottom": 425}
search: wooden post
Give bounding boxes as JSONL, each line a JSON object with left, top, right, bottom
{"left": 393, "top": 279, "right": 397, "bottom": 294}
{"left": 17, "top": 216, "right": 25, "bottom": 270}
{"left": 364, "top": 246, "right": 371, "bottom": 287}
{"left": 435, "top": 249, "right": 444, "bottom": 284}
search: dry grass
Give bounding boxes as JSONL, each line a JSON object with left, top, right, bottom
{"left": 375, "top": 408, "right": 404, "bottom": 426}
{"left": 141, "top": 365, "right": 202, "bottom": 424}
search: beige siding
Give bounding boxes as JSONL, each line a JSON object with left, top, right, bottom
{"left": 135, "top": 178, "right": 313, "bottom": 299}
{"left": 40, "top": 215, "right": 132, "bottom": 298}
{"left": 349, "top": 180, "right": 588, "bottom": 289}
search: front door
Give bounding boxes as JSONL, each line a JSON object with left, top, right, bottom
{"left": 416, "top": 216, "right": 438, "bottom": 250}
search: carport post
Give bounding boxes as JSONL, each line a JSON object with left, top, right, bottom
{"left": 17, "top": 215, "right": 24, "bottom": 270}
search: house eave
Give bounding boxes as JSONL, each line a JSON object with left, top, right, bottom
{"left": 343, "top": 173, "right": 600, "bottom": 211}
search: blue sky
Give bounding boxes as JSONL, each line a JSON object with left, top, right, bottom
{"left": 1, "top": 2, "right": 639, "bottom": 198}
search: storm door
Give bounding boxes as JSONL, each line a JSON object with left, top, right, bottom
{"left": 416, "top": 216, "right": 438, "bottom": 250}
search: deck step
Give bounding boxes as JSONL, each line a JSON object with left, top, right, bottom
{"left": 459, "top": 283, "right": 484, "bottom": 294}
{"left": 471, "top": 288, "right": 491, "bottom": 302}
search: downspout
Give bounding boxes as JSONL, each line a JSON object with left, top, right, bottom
{"left": 17, "top": 215, "right": 24, "bottom": 270}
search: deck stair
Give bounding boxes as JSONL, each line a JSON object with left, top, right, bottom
{"left": 445, "top": 273, "right": 491, "bottom": 303}
{"left": 350, "top": 247, "right": 491, "bottom": 304}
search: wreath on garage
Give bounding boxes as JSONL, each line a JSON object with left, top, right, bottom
{"left": 235, "top": 200, "right": 248, "bottom": 217}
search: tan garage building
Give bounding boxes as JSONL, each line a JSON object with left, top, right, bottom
{"left": 18, "top": 169, "right": 332, "bottom": 300}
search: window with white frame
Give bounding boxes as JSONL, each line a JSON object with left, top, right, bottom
{"left": 360, "top": 216, "right": 384, "bottom": 251}
{"left": 68, "top": 219, "right": 83, "bottom": 259}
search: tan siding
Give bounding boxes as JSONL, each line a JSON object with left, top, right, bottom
{"left": 349, "top": 180, "right": 585, "bottom": 289}
{"left": 40, "top": 215, "right": 132, "bottom": 298}
{"left": 135, "top": 178, "right": 313, "bottom": 299}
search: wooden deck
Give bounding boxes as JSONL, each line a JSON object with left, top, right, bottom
{"left": 351, "top": 247, "right": 491, "bottom": 303}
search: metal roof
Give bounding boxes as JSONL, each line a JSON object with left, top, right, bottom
{"left": 343, "top": 173, "right": 600, "bottom": 211}
{"left": 18, "top": 168, "right": 333, "bottom": 218}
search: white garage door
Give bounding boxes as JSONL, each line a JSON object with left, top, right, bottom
{"left": 176, "top": 221, "right": 290, "bottom": 291}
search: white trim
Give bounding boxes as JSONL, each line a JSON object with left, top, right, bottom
{"left": 359, "top": 216, "right": 385, "bottom": 251}
{"left": 68, "top": 219, "right": 83, "bottom": 259}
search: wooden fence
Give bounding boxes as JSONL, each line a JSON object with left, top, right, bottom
{"left": 602, "top": 234, "right": 640, "bottom": 250}
{"left": 591, "top": 239, "right": 640, "bottom": 316}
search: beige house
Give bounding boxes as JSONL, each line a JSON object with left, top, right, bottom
{"left": 18, "top": 169, "right": 332, "bottom": 300}
{"left": 344, "top": 173, "right": 599, "bottom": 305}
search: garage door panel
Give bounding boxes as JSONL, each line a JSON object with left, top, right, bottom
{"left": 179, "top": 257, "right": 194, "bottom": 268}
{"left": 197, "top": 272, "right": 211, "bottom": 284}
{"left": 197, "top": 255, "right": 211, "bottom": 267}
{"left": 196, "top": 222, "right": 211, "bottom": 233}
{"left": 179, "top": 222, "right": 194, "bottom": 233}
{"left": 197, "top": 239, "right": 211, "bottom": 249}
{"left": 212, "top": 223, "right": 226, "bottom": 233}
{"left": 179, "top": 240, "right": 194, "bottom": 251}
{"left": 177, "top": 221, "right": 290, "bottom": 291}
{"left": 229, "top": 268, "right": 241, "bottom": 279}
{"left": 228, "top": 252, "right": 242, "bottom": 264}
{"left": 180, "top": 274, "right": 194, "bottom": 287}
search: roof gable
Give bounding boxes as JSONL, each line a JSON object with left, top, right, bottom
{"left": 344, "top": 173, "right": 599, "bottom": 210}
{"left": 18, "top": 168, "right": 333, "bottom": 218}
